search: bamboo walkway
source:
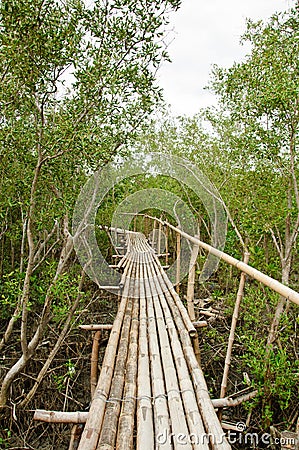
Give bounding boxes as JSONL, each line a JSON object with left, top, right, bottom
{"left": 77, "top": 231, "right": 231, "bottom": 450}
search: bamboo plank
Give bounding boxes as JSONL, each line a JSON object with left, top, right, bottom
{"left": 143, "top": 255, "right": 191, "bottom": 450}
{"left": 116, "top": 282, "right": 140, "bottom": 449}
{"left": 143, "top": 256, "right": 171, "bottom": 450}
{"left": 97, "top": 297, "right": 133, "bottom": 449}
{"left": 77, "top": 260, "right": 134, "bottom": 450}
{"left": 136, "top": 253, "right": 154, "bottom": 450}
{"left": 146, "top": 253, "right": 208, "bottom": 450}
{"left": 165, "top": 293, "right": 231, "bottom": 450}
{"left": 75, "top": 230, "right": 232, "bottom": 450}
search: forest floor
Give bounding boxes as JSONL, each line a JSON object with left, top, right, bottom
{"left": 0, "top": 276, "right": 297, "bottom": 449}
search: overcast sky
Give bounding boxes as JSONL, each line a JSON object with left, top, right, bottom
{"left": 158, "top": 0, "right": 293, "bottom": 116}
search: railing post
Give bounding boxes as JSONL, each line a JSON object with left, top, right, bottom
{"left": 133, "top": 214, "right": 137, "bottom": 232}
{"left": 152, "top": 218, "right": 157, "bottom": 251}
{"left": 219, "top": 251, "right": 250, "bottom": 403}
{"left": 144, "top": 215, "right": 149, "bottom": 237}
{"left": 186, "top": 237, "right": 201, "bottom": 365}
{"left": 157, "top": 219, "right": 162, "bottom": 255}
{"left": 165, "top": 225, "right": 169, "bottom": 266}
{"left": 91, "top": 330, "right": 101, "bottom": 399}
{"left": 175, "top": 229, "right": 181, "bottom": 294}
{"left": 68, "top": 424, "right": 84, "bottom": 450}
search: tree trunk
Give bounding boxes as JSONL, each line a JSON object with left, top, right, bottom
{"left": 0, "top": 232, "right": 74, "bottom": 408}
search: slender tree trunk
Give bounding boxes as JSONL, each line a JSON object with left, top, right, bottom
{"left": 264, "top": 195, "right": 293, "bottom": 426}
{"left": 266, "top": 260, "right": 291, "bottom": 348}
{"left": 20, "top": 157, "right": 42, "bottom": 358}
{"left": 0, "top": 229, "right": 74, "bottom": 408}
{"left": 19, "top": 271, "right": 84, "bottom": 408}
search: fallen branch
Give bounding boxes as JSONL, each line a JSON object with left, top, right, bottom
{"left": 212, "top": 390, "right": 258, "bottom": 408}
{"left": 79, "top": 324, "right": 113, "bottom": 331}
{"left": 34, "top": 409, "right": 88, "bottom": 424}
{"left": 192, "top": 321, "right": 208, "bottom": 328}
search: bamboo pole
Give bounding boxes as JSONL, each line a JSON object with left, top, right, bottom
{"left": 152, "top": 219, "right": 157, "bottom": 251}
{"left": 91, "top": 331, "right": 101, "bottom": 399}
{"left": 143, "top": 255, "right": 171, "bottom": 450}
{"left": 152, "top": 253, "right": 197, "bottom": 337}
{"left": 144, "top": 215, "right": 149, "bottom": 237}
{"left": 34, "top": 410, "right": 88, "bottom": 423}
{"left": 97, "top": 297, "right": 133, "bottom": 449}
{"left": 186, "top": 238, "right": 199, "bottom": 319}
{"left": 133, "top": 215, "right": 137, "bottom": 232}
{"left": 77, "top": 261, "right": 134, "bottom": 450}
{"left": 146, "top": 217, "right": 299, "bottom": 306}
{"left": 79, "top": 324, "right": 113, "bottom": 331}
{"left": 69, "top": 424, "right": 84, "bottom": 450}
{"left": 145, "top": 254, "right": 208, "bottom": 450}
{"left": 186, "top": 238, "right": 201, "bottom": 365}
{"left": 116, "top": 285, "right": 139, "bottom": 450}
{"left": 165, "top": 225, "right": 169, "bottom": 266}
{"left": 144, "top": 267, "right": 191, "bottom": 450}
{"left": 180, "top": 332, "right": 231, "bottom": 449}
{"left": 157, "top": 293, "right": 209, "bottom": 450}
{"left": 176, "top": 229, "right": 181, "bottom": 294}
{"left": 97, "top": 249, "right": 140, "bottom": 449}
{"left": 136, "top": 253, "right": 154, "bottom": 450}
{"left": 193, "top": 321, "right": 208, "bottom": 328}
{"left": 220, "top": 252, "right": 250, "bottom": 401}
{"left": 157, "top": 219, "right": 162, "bottom": 255}
{"left": 212, "top": 390, "right": 258, "bottom": 408}
{"left": 160, "top": 285, "right": 231, "bottom": 449}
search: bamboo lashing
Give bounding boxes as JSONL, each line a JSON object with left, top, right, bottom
{"left": 35, "top": 389, "right": 257, "bottom": 425}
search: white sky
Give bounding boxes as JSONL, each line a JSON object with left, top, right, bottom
{"left": 158, "top": 0, "right": 293, "bottom": 116}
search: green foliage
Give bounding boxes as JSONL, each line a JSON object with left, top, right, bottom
{"left": 210, "top": 7, "right": 299, "bottom": 157}
{"left": 52, "top": 359, "right": 76, "bottom": 391}
{"left": 237, "top": 287, "right": 298, "bottom": 421}
{"left": 0, "top": 271, "right": 22, "bottom": 318}
{"left": 0, "top": 0, "right": 182, "bottom": 239}
{"left": 0, "top": 428, "right": 11, "bottom": 449}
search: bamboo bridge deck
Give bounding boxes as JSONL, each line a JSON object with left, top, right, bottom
{"left": 76, "top": 231, "right": 231, "bottom": 450}
{"left": 34, "top": 218, "right": 299, "bottom": 448}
